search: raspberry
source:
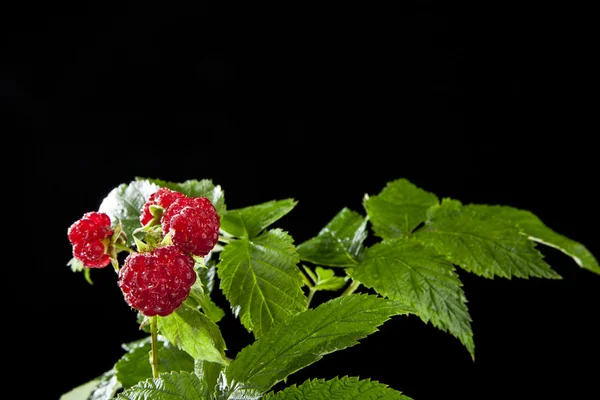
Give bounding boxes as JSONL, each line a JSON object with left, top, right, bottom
{"left": 161, "top": 196, "right": 220, "bottom": 257}
{"left": 139, "top": 187, "right": 187, "bottom": 227}
{"left": 67, "top": 211, "right": 114, "bottom": 268}
{"left": 118, "top": 245, "right": 196, "bottom": 317}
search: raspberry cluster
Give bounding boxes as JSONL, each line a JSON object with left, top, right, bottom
{"left": 67, "top": 187, "right": 220, "bottom": 317}
{"left": 67, "top": 211, "right": 114, "bottom": 268}
{"left": 118, "top": 245, "right": 196, "bottom": 317}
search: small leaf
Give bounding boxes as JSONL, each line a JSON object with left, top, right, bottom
{"left": 116, "top": 371, "right": 208, "bottom": 400}
{"left": 220, "top": 199, "right": 297, "bottom": 239}
{"left": 186, "top": 279, "right": 225, "bottom": 323}
{"left": 467, "top": 204, "right": 600, "bottom": 275}
{"left": 348, "top": 237, "right": 475, "bottom": 358}
{"left": 296, "top": 207, "right": 368, "bottom": 267}
{"left": 98, "top": 180, "right": 160, "bottom": 247}
{"left": 194, "top": 359, "right": 226, "bottom": 399}
{"left": 115, "top": 336, "right": 194, "bottom": 389}
{"left": 414, "top": 199, "right": 561, "bottom": 279}
{"left": 223, "top": 293, "right": 413, "bottom": 399}
{"left": 217, "top": 229, "right": 307, "bottom": 338}
{"left": 364, "top": 178, "right": 439, "bottom": 238}
{"left": 263, "top": 376, "right": 413, "bottom": 400}
{"left": 312, "top": 267, "right": 347, "bottom": 291}
{"left": 157, "top": 303, "right": 228, "bottom": 365}
{"left": 140, "top": 177, "right": 226, "bottom": 215}
{"left": 59, "top": 377, "right": 104, "bottom": 400}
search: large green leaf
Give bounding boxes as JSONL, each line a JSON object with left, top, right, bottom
{"left": 115, "top": 336, "right": 194, "bottom": 389}
{"left": 296, "top": 207, "right": 368, "bottom": 267}
{"left": 98, "top": 180, "right": 160, "bottom": 246}
{"left": 414, "top": 199, "right": 561, "bottom": 279}
{"left": 348, "top": 237, "right": 474, "bottom": 358}
{"left": 220, "top": 199, "right": 297, "bottom": 239}
{"left": 140, "top": 177, "right": 227, "bottom": 215}
{"left": 364, "top": 178, "right": 439, "bottom": 239}
{"left": 263, "top": 376, "right": 413, "bottom": 400}
{"left": 157, "top": 303, "right": 228, "bottom": 365}
{"left": 116, "top": 371, "right": 208, "bottom": 400}
{"left": 466, "top": 204, "right": 600, "bottom": 275}
{"left": 217, "top": 229, "right": 307, "bottom": 338}
{"left": 223, "top": 293, "right": 413, "bottom": 399}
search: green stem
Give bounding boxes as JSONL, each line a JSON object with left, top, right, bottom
{"left": 341, "top": 279, "right": 361, "bottom": 296}
{"left": 306, "top": 288, "right": 316, "bottom": 308}
{"left": 150, "top": 316, "right": 159, "bottom": 378}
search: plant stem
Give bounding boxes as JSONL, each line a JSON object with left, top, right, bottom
{"left": 150, "top": 316, "right": 159, "bottom": 378}
{"left": 306, "top": 288, "right": 316, "bottom": 308}
{"left": 341, "top": 279, "right": 361, "bottom": 296}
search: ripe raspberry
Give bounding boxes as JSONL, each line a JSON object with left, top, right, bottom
{"left": 67, "top": 211, "right": 114, "bottom": 268}
{"left": 139, "top": 187, "right": 187, "bottom": 227}
{"left": 118, "top": 245, "right": 196, "bottom": 317}
{"left": 161, "top": 196, "right": 220, "bottom": 257}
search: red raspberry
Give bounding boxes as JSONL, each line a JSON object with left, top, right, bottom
{"left": 139, "top": 187, "right": 187, "bottom": 227}
{"left": 161, "top": 196, "right": 220, "bottom": 257}
{"left": 118, "top": 245, "right": 196, "bottom": 317}
{"left": 67, "top": 211, "right": 114, "bottom": 268}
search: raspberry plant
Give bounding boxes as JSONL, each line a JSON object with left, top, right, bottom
{"left": 61, "top": 177, "right": 599, "bottom": 400}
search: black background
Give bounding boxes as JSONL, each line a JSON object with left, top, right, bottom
{"left": 4, "top": 2, "right": 598, "bottom": 400}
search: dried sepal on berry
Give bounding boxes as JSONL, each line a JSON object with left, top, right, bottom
{"left": 139, "top": 187, "right": 187, "bottom": 228}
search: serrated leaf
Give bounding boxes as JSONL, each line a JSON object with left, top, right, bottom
{"left": 157, "top": 303, "right": 228, "bottom": 365}
{"left": 116, "top": 371, "right": 208, "bottom": 400}
{"left": 263, "top": 376, "right": 413, "bottom": 400}
{"left": 296, "top": 207, "right": 368, "bottom": 267}
{"left": 98, "top": 180, "right": 160, "bottom": 246}
{"left": 312, "top": 267, "right": 347, "bottom": 291}
{"left": 60, "top": 369, "right": 121, "bottom": 400}
{"left": 140, "top": 177, "right": 226, "bottom": 215}
{"left": 414, "top": 199, "right": 561, "bottom": 279}
{"left": 115, "top": 336, "right": 194, "bottom": 389}
{"left": 220, "top": 199, "right": 297, "bottom": 239}
{"left": 194, "top": 359, "right": 226, "bottom": 399}
{"left": 364, "top": 178, "right": 439, "bottom": 239}
{"left": 466, "top": 204, "right": 600, "bottom": 275}
{"left": 348, "top": 237, "right": 475, "bottom": 358}
{"left": 223, "top": 293, "right": 413, "bottom": 399}
{"left": 217, "top": 229, "right": 307, "bottom": 338}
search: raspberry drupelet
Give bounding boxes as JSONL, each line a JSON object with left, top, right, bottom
{"left": 67, "top": 211, "right": 114, "bottom": 268}
{"left": 118, "top": 245, "right": 196, "bottom": 317}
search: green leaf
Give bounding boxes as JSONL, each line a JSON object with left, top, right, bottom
{"left": 312, "top": 266, "right": 347, "bottom": 291}
{"left": 116, "top": 371, "right": 208, "bottom": 400}
{"left": 364, "top": 178, "right": 439, "bottom": 239}
{"left": 217, "top": 229, "right": 307, "bottom": 338}
{"left": 296, "top": 207, "right": 368, "bottom": 267}
{"left": 115, "top": 336, "right": 194, "bottom": 389}
{"left": 157, "top": 302, "right": 228, "bottom": 365}
{"left": 348, "top": 237, "right": 475, "bottom": 358}
{"left": 220, "top": 199, "right": 297, "bottom": 239}
{"left": 414, "top": 199, "right": 561, "bottom": 279}
{"left": 59, "top": 377, "right": 104, "bottom": 400}
{"left": 186, "top": 279, "right": 225, "bottom": 323}
{"left": 224, "top": 293, "right": 413, "bottom": 399}
{"left": 466, "top": 204, "right": 600, "bottom": 275}
{"left": 263, "top": 376, "right": 413, "bottom": 400}
{"left": 140, "top": 177, "right": 226, "bottom": 215}
{"left": 194, "top": 359, "right": 225, "bottom": 399}
{"left": 98, "top": 180, "right": 160, "bottom": 246}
